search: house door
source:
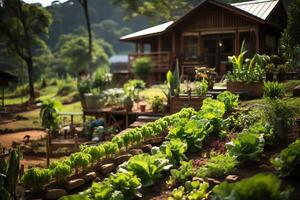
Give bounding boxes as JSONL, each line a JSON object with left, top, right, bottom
{"left": 202, "top": 34, "right": 234, "bottom": 77}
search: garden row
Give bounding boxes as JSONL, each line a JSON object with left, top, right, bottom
{"left": 63, "top": 89, "right": 299, "bottom": 200}
{"left": 21, "top": 106, "right": 196, "bottom": 198}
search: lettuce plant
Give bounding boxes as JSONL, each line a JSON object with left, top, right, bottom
{"left": 196, "top": 152, "right": 238, "bottom": 178}
{"left": 211, "top": 173, "right": 291, "bottom": 200}
{"left": 226, "top": 133, "right": 264, "bottom": 163}
{"left": 152, "top": 139, "right": 188, "bottom": 165}
{"left": 50, "top": 162, "right": 71, "bottom": 183}
{"left": 167, "top": 161, "right": 193, "bottom": 188}
{"left": 70, "top": 152, "right": 91, "bottom": 174}
{"left": 168, "top": 181, "right": 210, "bottom": 200}
{"left": 271, "top": 139, "right": 300, "bottom": 177}
{"left": 119, "top": 153, "right": 172, "bottom": 187}
{"left": 217, "top": 91, "right": 239, "bottom": 113}
{"left": 81, "top": 145, "right": 105, "bottom": 166}
{"left": 22, "top": 168, "right": 52, "bottom": 191}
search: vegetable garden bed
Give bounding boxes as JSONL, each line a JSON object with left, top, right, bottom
{"left": 19, "top": 91, "right": 300, "bottom": 200}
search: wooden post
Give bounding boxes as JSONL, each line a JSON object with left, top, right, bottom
{"left": 235, "top": 29, "right": 240, "bottom": 55}
{"left": 2, "top": 87, "right": 4, "bottom": 108}
{"left": 255, "top": 28, "right": 259, "bottom": 53}
{"left": 74, "top": 133, "right": 79, "bottom": 152}
{"left": 46, "top": 130, "right": 50, "bottom": 167}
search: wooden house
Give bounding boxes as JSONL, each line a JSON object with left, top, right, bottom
{"left": 120, "top": 0, "right": 287, "bottom": 80}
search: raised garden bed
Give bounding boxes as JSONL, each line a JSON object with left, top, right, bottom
{"left": 227, "top": 81, "right": 263, "bottom": 98}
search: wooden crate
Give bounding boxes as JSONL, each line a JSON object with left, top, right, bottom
{"left": 170, "top": 96, "right": 203, "bottom": 114}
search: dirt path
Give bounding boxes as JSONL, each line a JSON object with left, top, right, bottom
{"left": 0, "top": 130, "right": 46, "bottom": 148}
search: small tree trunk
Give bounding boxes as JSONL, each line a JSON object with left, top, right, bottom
{"left": 82, "top": 0, "right": 93, "bottom": 74}
{"left": 25, "top": 57, "right": 35, "bottom": 102}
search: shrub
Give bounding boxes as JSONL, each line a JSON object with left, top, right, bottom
{"left": 217, "top": 91, "right": 239, "bottom": 113}
{"left": 196, "top": 152, "right": 238, "bottom": 178}
{"left": 226, "top": 133, "right": 264, "bottom": 163}
{"left": 271, "top": 139, "right": 300, "bottom": 177}
{"left": 150, "top": 96, "right": 164, "bottom": 113}
{"left": 132, "top": 57, "right": 153, "bottom": 80}
{"left": 22, "top": 168, "right": 52, "bottom": 191}
{"left": 40, "top": 100, "right": 62, "bottom": 132}
{"left": 263, "top": 81, "right": 285, "bottom": 99}
{"left": 211, "top": 173, "right": 291, "bottom": 200}
{"left": 92, "top": 68, "right": 112, "bottom": 91}
{"left": 194, "top": 79, "right": 208, "bottom": 97}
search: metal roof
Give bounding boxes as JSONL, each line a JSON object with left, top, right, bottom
{"left": 120, "top": 0, "right": 280, "bottom": 41}
{"left": 231, "top": 0, "right": 280, "bottom": 20}
{"left": 120, "top": 21, "right": 174, "bottom": 41}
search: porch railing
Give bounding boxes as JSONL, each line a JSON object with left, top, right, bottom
{"left": 128, "top": 52, "right": 171, "bottom": 73}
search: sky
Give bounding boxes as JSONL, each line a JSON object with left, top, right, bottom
{"left": 23, "top": 0, "right": 68, "bottom": 7}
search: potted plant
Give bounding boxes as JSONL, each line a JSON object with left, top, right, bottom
{"left": 123, "top": 95, "right": 134, "bottom": 112}
{"left": 195, "top": 66, "right": 217, "bottom": 90}
{"left": 123, "top": 79, "right": 146, "bottom": 109}
{"left": 77, "top": 77, "right": 91, "bottom": 109}
{"left": 226, "top": 42, "right": 268, "bottom": 98}
{"left": 150, "top": 96, "right": 164, "bottom": 113}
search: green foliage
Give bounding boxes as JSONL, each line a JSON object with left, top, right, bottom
{"left": 226, "top": 133, "right": 265, "bottom": 163}
{"left": 227, "top": 42, "right": 268, "bottom": 83}
{"left": 119, "top": 153, "right": 172, "bottom": 187}
{"left": 167, "top": 117, "right": 212, "bottom": 152}
{"left": 167, "top": 161, "right": 193, "bottom": 188}
{"left": 217, "top": 91, "right": 239, "bottom": 113}
{"left": 152, "top": 139, "right": 188, "bottom": 166}
{"left": 0, "top": 148, "right": 20, "bottom": 200}
{"left": 81, "top": 145, "right": 105, "bottom": 165}
{"left": 132, "top": 57, "right": 153, "bottom": 80}
{"left": 123, "top": 79, "right": 145, "bottom": 100}
{"left": 197, "top": 152, "right": 237, "bottom": 178}
{"left": 263, "top": 81, "right": 285, "bottom": 99}
{"left": 150, "top": 95, "right": 164, "bottom": 112}
{"left": 40, "top": 100, "right": 62, "bottom": 131}
{"left": 271, "top": 139, "right": 300, "bottom": 177}
{"left": 22, "top": 168, "right": 52, "bottom": 191}
{"left": 87, "top": 171, "right": 142, "bottom": 200}
{"left": 77, "top": 77, "right": 92, "bottom": 99}
{"left": 211, "top": 173, "right": 291, "bottom": 200}
{"left": 263, "top": 99, "right": 296, "bottom": 139}
{"left": 194, "top": 79, "right": 208, "bottom": 97}
{"left": 50, "top": 162, "right": 71, "bottom": 183}
{"left": 92, "top": 67, "right": 112, "bottom": 91}
{"left": 102, "top": 142, "right": 119, "bottom": 157}
{"left": 168, "top": 181, "right": 210, "bottom": 200}
{"left": 70, "top": 152, "right": 91, "bottom": 174}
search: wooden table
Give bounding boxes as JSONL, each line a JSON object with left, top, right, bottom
{"left": 84, "top": 108, "right": 165, "bottom": 130}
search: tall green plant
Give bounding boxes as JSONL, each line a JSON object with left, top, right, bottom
{"left": 40, "top": 100, "right": 62, "bottom": 132}
{"left": 132, "top": 57, "right": 153, "bottom": 80}
{"left": 0, "top": 149, "right": 20, "bottom": 200}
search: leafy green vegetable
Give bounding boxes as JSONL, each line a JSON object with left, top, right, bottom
{"left": 263, "top": 81, "right": 285, "bottom": 99}
{"left": 167, "top": 161, "right": 193, "bottom": 188}
{"left": 212, "top": 173, "right": 291, "bottom": 200}
{"left": 168, "top": 181, "right": 210, "bottom": 200}
{"left": 81, "top": 145, "right": 105, "bottom": 166}
{"left": 70, "top": 152, "right": 91, "bottom": 174}
{"left": 50, "top": 162, "right": 71, "bottom": 183}
{"left": 196, "top": 152, "right": 237, "bottom": 178}
{"left": 119, "top": 153, "right": 172, "bottom": 187}
{"left": 226, "top": 133, "right": 264, "bottom": 163}
{"left": 217, "top": 91, "right": 239, "bottom": 113}
{"left": 22, "top": 168, "right": 52, "bottom": 191}
{"left": 271, "top": 139, "right": 300, "bottom": 177}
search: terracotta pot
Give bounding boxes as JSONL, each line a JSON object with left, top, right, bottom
{"left": 227, "top": 82, "right": 263, "bottom": 98}
{"left": 140, "top": 104, "right": 146, "bottom": 112}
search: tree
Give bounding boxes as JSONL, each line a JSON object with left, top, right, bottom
{"left": 112, "top": 0, "right": 193, "bottom": 22}
{"left": 280, "top": 0, "right": 300, "bottom": 69}
{"left": 78, "top": 0, "right": 92, "bottom": 74}
{"left": 0, "top": 0, "right": 52, "bottom": 101}
{"left": 56, "top": 34, "right": 112, "bottom": 75}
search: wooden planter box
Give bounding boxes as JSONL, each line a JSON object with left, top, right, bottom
{"left": 170, "top": 96, "right": 203, "bottom": 114}
{"left": 227, "top": 82, "right": 263, "bottom": 98}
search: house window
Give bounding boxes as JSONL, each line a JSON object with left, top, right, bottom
{"left": 183, "top": 33, "right": 199, "bottom": 60}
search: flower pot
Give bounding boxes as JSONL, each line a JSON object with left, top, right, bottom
{"left": 123, "top": 96, "right": 133, "bottom": 112}
{"left": 227, "top": 82, "right": 263, "bottom": 98}
{"left": 84, "top": 93, "right": 106, "bottom": 110}
{"left": 140, "top": 104, "right": 146, "bottom": 112}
